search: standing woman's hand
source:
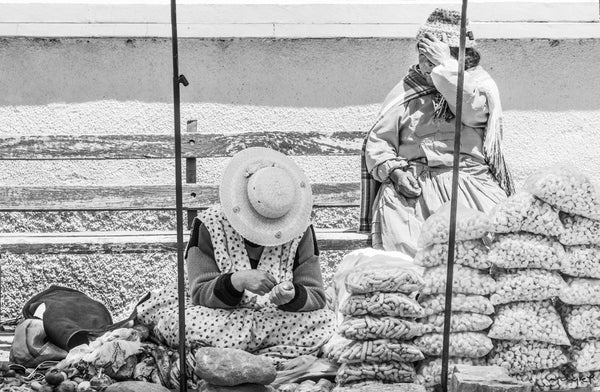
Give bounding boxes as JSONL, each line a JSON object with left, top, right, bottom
{"left": 231, "top": 269, "right": 278, "bottom": 296}
{"left": 417, "top": 33, "right": 453, "bottom": 66}
{"left": 390, "top": 168, "right": 422, "bottom": 198}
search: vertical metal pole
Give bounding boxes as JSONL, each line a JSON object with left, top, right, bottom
{"left": 169, "top": 0, "right": 188, "bottom": 391}
{"left": 441, "top": 2, "right": 469, "bottom": 392}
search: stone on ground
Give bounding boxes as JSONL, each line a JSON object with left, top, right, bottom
{"left": 194, "top": 348, "right": 276, "bottom": 387}
{"left": 450, "top": 365, "right": 533, "bottom": 392}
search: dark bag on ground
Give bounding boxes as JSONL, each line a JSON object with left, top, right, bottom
{"left": 11, "top": 285, "right": 149, "bottom": 366}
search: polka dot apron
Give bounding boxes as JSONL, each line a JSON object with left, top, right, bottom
{"left": 201, "top": 205, "right": 299, "bottom": 309}
{"left": 137, "top": 206, "right": 336, "bottom": 359}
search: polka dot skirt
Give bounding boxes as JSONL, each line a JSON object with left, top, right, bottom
{"left": 137, "top": 283, "right": 335, "bottom": 359}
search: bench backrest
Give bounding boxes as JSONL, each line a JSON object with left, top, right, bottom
{"left": 0, "top": 120, "right": 367, "bottom": 252}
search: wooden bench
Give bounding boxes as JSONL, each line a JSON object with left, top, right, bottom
{"left": 0, "top": 120, "right": 370, "bottom": 254}
{"left": 0, "top": 120, "right": 370, "bottom": 360}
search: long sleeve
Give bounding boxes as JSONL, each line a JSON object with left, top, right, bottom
{"left": 186, "top": 219, "right": 327, "bottom": 311}
{"left": 364, "top": 103, "right": 409, "bottom": 183}
{"left": 430, "top": 59, "right": 489, "bottom": 128}
{"left": 279, "top": 226, "right": 327, "bottom": 312}
{"left": 186, "top": 220, "right": 243, "bottom": 308}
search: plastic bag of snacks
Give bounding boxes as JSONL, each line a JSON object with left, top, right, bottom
{"left": 487, "top": 340, "right": 568, "bottom": 374}
{"left": 525, "top": 167, "right": 600, "bottom": 221}
{"left": 488, "top": 233, "right": 565, "bottom": 270}
{"left": 571, "top": 340, "right": 600, "bottom": 372}
{"left": 417, "top": 312, "right": 493, "bottom": 333}
{"left": 340, "top": 292, "right": 424, "bottom": 318}
{"left": 422, "top": 264, "right": 496, "bottom": 296}
{"left": 412, "top": 332, "right": 493, "bottom": 358}
{"left": 331, "top": 248, "right": 422, "bottom": 322}
{"left": 329, "top": 339, "right": 423, "bottom": 364}
{"left": 414, "top": 239, "right": 490, "bottom": 270}
{"left": 490, "top": 269, "right": 566, "bottom": 305}
{"left": 513, "top": 368, "right": 591, "bottom": 392}
{"left": 345, "top": 268, "right": 424, "bottom": 295}
{"left": 417, "top": 203, "right": 490, "bottom": 248}
{"left": 338, "top": 316, "right": 431, "bottom": 341}
{"left": 561, "top": 305, "right": 600, "bottom": 340}
{"left": 559, "top": 278, "right": 600, "bottom": 305}
{"left": 488, "top": 192, "right": 563, "bottom": 237}
{"left": 336, "top": 362, "right": 416, "bottom": 385}
{"left": 559, "top": 213, "right": 600, "bottom": 246}
{"left": 419, "top": 294, "right": 494, "bottom": 316}
{"left": 488, "top": 301, "right": 570, "bottom": 346}
{"left": 415, "top": 357, "right": 487, "bottom": 387}
{"left": 562, "top": 245, "right": 600, "bottom": 278}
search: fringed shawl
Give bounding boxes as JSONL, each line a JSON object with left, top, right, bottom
{"left": 359, "top": 65, "right": 515, "bottom": 233}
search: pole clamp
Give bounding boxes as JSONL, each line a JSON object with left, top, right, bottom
{"left": 178, "top": 74, "right": 189, "bottom": 86}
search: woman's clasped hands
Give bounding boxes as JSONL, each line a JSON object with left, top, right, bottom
{"left": 390, "top": 168, "right": 422, "bottom": 198}
{"left": 231, "top": 269, "right": 295, "bottom": 305}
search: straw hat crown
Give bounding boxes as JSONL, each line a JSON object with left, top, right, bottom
{"left": 247, "top": 166, "right": 296, "bottom": 219}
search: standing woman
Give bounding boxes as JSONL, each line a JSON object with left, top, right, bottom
{"left": 361, "top": 8, "right": 515, "bottom": 255}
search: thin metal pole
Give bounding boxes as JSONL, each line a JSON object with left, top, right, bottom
{"left": 440, "top": 2, "right": 469, "bottom": 392}
{"left": 169, "top": 0, "right": 188, "bottom": 391}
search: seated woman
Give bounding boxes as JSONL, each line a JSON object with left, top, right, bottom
{"left": 361, "top": 8, "right": 515, "bottom": 255}
{"left": 137, "top": 147, "right": 336, "bottom": 360}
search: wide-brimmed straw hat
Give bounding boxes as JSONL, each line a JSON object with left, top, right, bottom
{"left": 416, "top": 8, "right": 476, "bottom": 48}
{"left": 219, "top": 147, "right": 313, "bottom": 246}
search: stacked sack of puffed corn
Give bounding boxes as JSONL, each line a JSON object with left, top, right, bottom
{"left": 525, "top": 167, "right": 600, "bottom": 388}
{"left": 484, "top": 174, "right": 576, "bottom": 391}
{"left": 412, "top": 204, "right": 495, "bottom": 389}
{"left": 327, "top": 264, "right": 430, "bottom": 386}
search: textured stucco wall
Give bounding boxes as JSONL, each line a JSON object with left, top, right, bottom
{"left": 1, "top": 37, "right": 599, "bottom": 318}
{"left": 0, "top": 37, "right": 599, "bottom": 188}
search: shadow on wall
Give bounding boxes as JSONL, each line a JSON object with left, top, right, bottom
{"left": 0, "top": 37, "right": 598, "bottom": 110}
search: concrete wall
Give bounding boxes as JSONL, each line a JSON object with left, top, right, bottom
{"left": 1, "top": 37, "right": 599, "bottom": 188}
{"left": 2, "top": 0, "right": 598, "bottom": 320}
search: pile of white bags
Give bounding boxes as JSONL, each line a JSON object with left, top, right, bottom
{"left": 324, "top": 249, "right": 428, "bottom": 386}
{"left": 413, "top": 204, "right": 495, "bottom": 388}
{"left": 526, "top": 168, "right": 600, "bottom": 388}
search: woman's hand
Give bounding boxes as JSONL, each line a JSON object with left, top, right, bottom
{"left": 417, "top": 33, "right": 452, "bottom": 66}
{"left": 390, "top": 168, "right": 422, "bottom": 198}
{"left": 269, "top": 281, "right": 296, "bottom": 305}
{"left": 231, "top": 270, "right": 278, "bottom": 296}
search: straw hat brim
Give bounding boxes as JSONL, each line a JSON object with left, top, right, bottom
{"left": 219, "top": 147, "right": 313, "bottom": 246}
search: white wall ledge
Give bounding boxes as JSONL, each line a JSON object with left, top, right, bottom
{"left": 1, "top": 22, "right": 599, "bottom": 39}
{"left": 0, "top": 1, "right": 598, "bottom": 38}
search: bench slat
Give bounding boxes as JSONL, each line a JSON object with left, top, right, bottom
{"left": 0, "top": 229, "right": 369, "bottom": 253}
{"left": 0, "top": 183, "right": 359, "bottom": 211}
{"left": 0, "top": 131, "right": 364, "bottom": 160}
